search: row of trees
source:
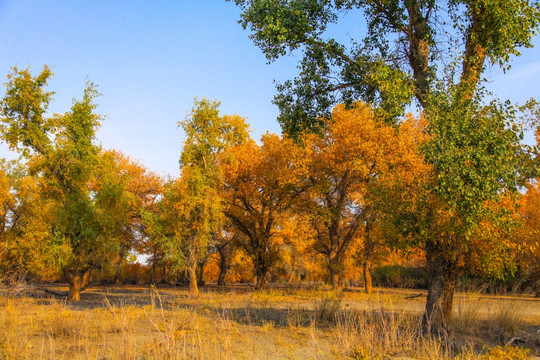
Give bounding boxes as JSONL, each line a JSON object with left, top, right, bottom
{"left": 0, "top": 68, "right": 163, "bottom": 300}
{"left": 1, "top": 66, "right": 539, "bottom": 338}
{"left": 228, "top": 0, "right": 540, "bottom": 336}
{"left": 0, "top": 0, "right": 538, "bottom": 339}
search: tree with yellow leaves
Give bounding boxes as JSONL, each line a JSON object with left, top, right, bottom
{"left": 221, "top": 133, "right": 309, "bottom": 289}
{"left": 97, "top": 150, "right": 163, "bottom": 283}
{"left": 300, "top": 103, "right": 428, "bottom": 291}
{"left": 0, "top": 161, "right": 60, "bottom": 282}
{"left": 149, "top": 98, "right": 250, "bottom": 296}
{"left": 0, "top": 67, "right": 134, "bottom": 300}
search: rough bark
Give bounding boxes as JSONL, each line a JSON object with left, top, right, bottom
{"left": 363, "top": 260, "right": 373, "bottom": 294}
{"left": 188, "top": 264, "right": 199, "bottom": 297}
{"left": 64, "top": 268, "right": 91, "bottom": 302}
{"left": 405, "top": 1, "right": 431, "bottom": 107}
{"left": 422, "top": 243, "right": 457, "bottom": 338}
{"left": 532, "top": 267, "right": 540, "bottom": 298}
{"left": 217, "top": 245, "right": 230, "bottom": 286}
{"left": 255, "top": 267, "right": 268, "bottom": 290}
{"left": 459, "top": 4, "right": 487, "bottom": 98}
{"left": 328, "top": 259, "right": 343, "bottom": 291}
{"left": 113, "top": 247, "right": 128, "bottom": 284}
{"left": 196, "top": 257, "right": 207, "bottom": 286}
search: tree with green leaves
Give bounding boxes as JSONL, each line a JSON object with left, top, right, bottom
{"left": 0, "top": 66, "right": 131, "bottom": 300}
{"left": 98, "top": 150, "right": 163, "bottom": 284}
{"left": 150, "top": 98, "right": 250, "bottom": 296}
{"left": 232, "top": 0, "right": 540, "bottom": 132}
{"left": 231, "top": 0, "right": 540, "bottom": 335}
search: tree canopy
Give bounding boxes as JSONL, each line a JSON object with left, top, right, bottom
{"left": 231, "top": 0, "right": 540, "bottom": 134}
{"left": 0, "top": 67, "right": 131, "bottom": 300}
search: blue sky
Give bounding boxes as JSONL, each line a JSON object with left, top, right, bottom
{"left": 1, "top": 1, "right": 539, "bottom": 177}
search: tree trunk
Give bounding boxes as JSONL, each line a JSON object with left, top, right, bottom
{"left": 64, "top": 268, "right": 91, "bottom": 301}
{"left": 255, "top": 268, "right": 268, "bottom": 290}
{"left": 328, "top": 258, "right": 343, "bottom": 291}
{"left": 196, "top": 258, "right": 207, "bottom": 286}
{"left": 188, "top": 264, "right": 199, "bottom": 297}
{"left": 288, "top": 270, "right": 298, "bottom": 284}
{"left": 113, "top": 248, "right": 127, "bottom": 285}
{"left": 217, "top": 246, "right": 229, "bottom": 286}
{"left": 422, "top": 245, "right": 457, "bottom": 338}
{"left": 532, "top": 267, "right": 540, "bottom": 298}
{"left": 151, "top": 261, "right": 157, "bottom": 285}
{"left": 363, "top": 260, "right": 373, "bottom": 294}
{"left": 459, "top": 4, "right": 487, "bottom": 99}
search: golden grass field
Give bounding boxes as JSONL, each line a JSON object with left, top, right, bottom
{"left": 0, "top": 284, "right": 539, "bottom": 359}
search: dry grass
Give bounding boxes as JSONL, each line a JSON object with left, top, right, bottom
{"left": 0, "top": 285, "right": 538, "bottom": 359}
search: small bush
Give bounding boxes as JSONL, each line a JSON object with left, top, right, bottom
{"left": 313, "top": 292, "right": 342, "bottom": 323}
{"left": 458, "top": 345, "right": 530, "bottom": 360}
{"left": 489, "top": 302, "right": 526, "bottom": 337}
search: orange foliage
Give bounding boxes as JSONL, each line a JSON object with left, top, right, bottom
{"left": 220, "top": 133, "right": 308, "bottom": 288}
{"left": 299, "top": 103, "right": 430, "bottom": 290}
{"left": 512, "top": 181, "right": 540, "bottom": 294}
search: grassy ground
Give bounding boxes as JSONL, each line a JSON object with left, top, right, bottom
{"left": 0, "top": 284, "right": 539, "bottom": 359}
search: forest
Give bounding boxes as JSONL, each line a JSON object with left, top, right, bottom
{"left": 1, "top": 1, "right": 540, "bottom": 359}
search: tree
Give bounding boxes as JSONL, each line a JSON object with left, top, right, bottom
{"left": 0, "top": 66, "right": 130, "bottom": 300}
{"left": 232, "top": 0, "right": 539, "bottom": 334}
{"left": 220, "top": 133, "right": 309, "bottom": 289}
{"left": 212, "top": 221, "right": 239, "bottom": 286}
{"left": 232, "top": 0, "right": 540, "bottom": 132}
{"left": 98, "top": 150, "right": 163, "bottom": 284}
{"left": 0, "top": 161, "right": 61, "bottom": 282}
{"left": 511, "top": 127, "right": 540, "bottom": 295}
{"left": 300, "top": 103, "right": 428, "bottom": 291}
{"left": 513, "top": 181, "right": 540, "bottom": 296}
{"left": 151, "top": 98, "right": 250, "bottom": 296}
{"left": 377, "top": 88, "right": 527, "bottom": 335}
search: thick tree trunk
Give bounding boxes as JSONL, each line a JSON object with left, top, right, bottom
{"left": 64, "top": 268, "right": 91, "bottom": 301}
{"left": 532, "top": 268, "right": 540, "bottom": 298}
{"left": 328, "top": 257, "right": 343, "bottom": 291}
{"left": 459, "top": 4, "right": 487, "bottom": 98}
{"left": 406, "top": 2, "right": 431, "bottom": 106}
{"left": 113, "top": 248, "right": 127, "bottom": 285}
{"left": 196, "top": 258, "right": 207, "bottom": 286}
{"left": 188, "top": 264, "right": 199, "bottom": 297}
{"left": 188, "top": 240, "right": 200, "bottom": 296}
{"left": 255, "top": 268, "right": 268, "bottom": 290}
{"left": 422, "top": 245, "right": 457, "bottom": 338}
{"left": 217, "top": 246, "right": 229, "bottom": 286}
{"left": 363, "top": 260, "right": 373, "bottom": 294}
{"left": 151, "top": 262, "right": 157, "bottom": 284}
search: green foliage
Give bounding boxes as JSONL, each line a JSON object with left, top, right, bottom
{"left": 0, "top": 66, "right": 130, "bottom": 282}
{"left": 149, "top": 99, "right": 250, "bottom": 281}
{"left": 0, "top": 65, "right": 54, "bottom": 156}
{"left": 180, "top": 98, "right": 250, "bottom": 170}
{"left": 450, "top": 0, "right": 540, "bottom": 67}
{"left": 423, "top": 86, "right": 524, "bottom": 227}
{"left": 232, "top": 0, "right": 540, "bottom": 137}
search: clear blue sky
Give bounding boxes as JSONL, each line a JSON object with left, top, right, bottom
{"left": 1, "top": 1, "right": 539, "bottom": 177}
